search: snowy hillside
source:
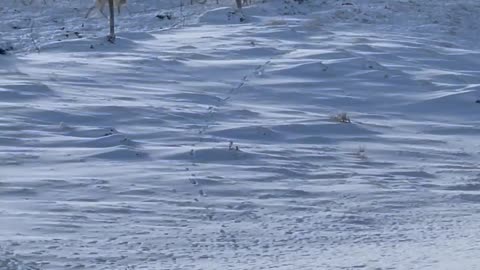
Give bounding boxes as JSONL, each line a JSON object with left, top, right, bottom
{"left": 1, "top": 0, "right": 480, "bottom": 269}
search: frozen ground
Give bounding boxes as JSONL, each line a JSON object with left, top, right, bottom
{"left": 1, "top": 0, "right": 480, "bottom": 269}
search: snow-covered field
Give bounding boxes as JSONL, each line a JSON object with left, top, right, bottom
{"left": 1, "top": 0, "right": 480, "bottom": 269}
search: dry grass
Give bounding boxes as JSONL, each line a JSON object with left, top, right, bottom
{"left": 331, "top": 112, "right": 351, "bottom": 123}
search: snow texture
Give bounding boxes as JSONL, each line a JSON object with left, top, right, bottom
{"left": 1, "top": 0, "right": 480, "bottom": 269}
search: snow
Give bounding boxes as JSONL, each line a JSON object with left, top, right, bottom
{"left": 1, "top": 0, "right": 480, "bottom": 269}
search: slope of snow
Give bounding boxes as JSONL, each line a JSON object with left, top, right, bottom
{"left": 1, "top": 0, "right": 480, "bottom": 269}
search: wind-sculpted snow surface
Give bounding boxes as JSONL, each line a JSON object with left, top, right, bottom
{"left": 1, "top": 0, "right": 480, "bottom": 269}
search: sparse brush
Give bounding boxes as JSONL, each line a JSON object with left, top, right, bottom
{"left": 332, "top": 112, "right": 351, "bottom": 123}
{"left": 229, "top": 141, "right": 240, "bottom": 151}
